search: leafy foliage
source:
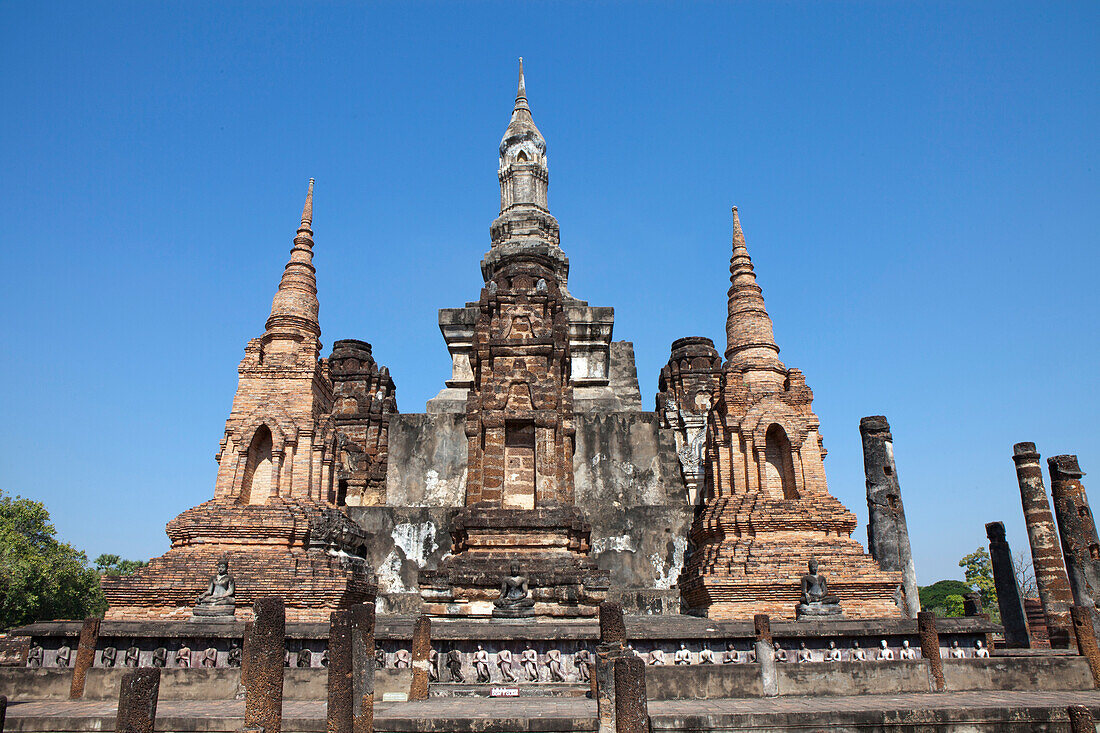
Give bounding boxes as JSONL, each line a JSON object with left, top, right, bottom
{"left": 94, "top": 554, "right": 147, "bottom": 577}
{"left": 918, "top": 579, "right": 973, "bottom": 617}
{"left": 960, "top": 547, "right": 998, "bottom": 610}
{"left": 0, "top": 490, "right": 106, "bottom": 630}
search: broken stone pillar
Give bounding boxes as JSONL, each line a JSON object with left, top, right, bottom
{"left": 962, "top": 592, "right": 995, "bottom": 650}
{"left": 1013, "top": 443, "right": 1076, "bottom": 648}
{"left": 1049, "top": 455, "right": 1100, "bottom": 638}
{"left": 350, "top": 603, "right": 376, "bottom": 733}
{"left": 985, "top": 522, "right": 1032, "bottom": 648}
{"left": 328, "top": 610, "right": 354, "bottom": 733}
{"left": 69, "top": 616, "right": 101, "bottom": 699}
{"left": 244, "top": 597, "right": 285, "bottom": 733}
{"left": 1072, "top": 606, "right": 1100, "bottom": 689}
{"left": 860, "top": 416, "right": 920, "bottom": 617}
{"left": 1, "top": 694, "right": 6, "bottom": 733}
{"left": 596, "top": 602, "right": 628, "bottom": 733}
{"left": 1068, "top": 705, "right": 1095, "bottom": 733}
{"left": 917, "top": 611, "right": 945, "bottom": 692}
{"left": 612, "top": 654, "right": 648, "bottom": 733}
{"left": 115, "top": 668, "right": 160, "bottom": 733}
{"left": 409, "top": 615, "right": 431, "bottom": 701}
{"left": 754, "top": 614, "right": 778, "bottom": 697}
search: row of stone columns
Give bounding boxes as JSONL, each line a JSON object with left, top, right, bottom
{"left": 1011, "top": 444, "right": 1100, "bottom": 648}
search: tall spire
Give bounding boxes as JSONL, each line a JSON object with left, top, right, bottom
{"left": 515, "top": 57, "right": 528, "bottom": 111}
{"left": 265, "top": 178, "right": 320, "bottom": 348}
{"left": 724, "top": 206, "right": 785, "bottom": 385}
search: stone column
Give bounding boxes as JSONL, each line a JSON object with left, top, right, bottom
{"left": 596, "top": 602, "right": 627, "bottom": 733}
{"left": 860, "top": 416, "right": 920, "bottom": 617}
{"left": 917, "top": 611, "right": 945, "bottom": 692}
{"left": 350, "top": 603, "right": 376, "bottom": 733}
{"left": 115, "top": 668, "right": 160, "bottom": 733}
{"left": 1072, "top": 606, "right": 1100, "bottom": 689}
{"left": 1068, "top": 705, "right": 1095, "bottom": 733}
{"left": 754, "top": 614, "right": 778, "bottom": 697}
{"left": 612, "top": 654, "right": 648, "bottom": 733}
{"left": 409, "top": 615, "right": 431, "bottom": 701}
{"left": 1049, "top": 455, "right": 1100, "bottom": 638}
{"left": 962, "top": 593, "right": 995, "bottom": 650}
{"left": 0, "top": 694, "right": 7, "bottom": 733}
{"left": 244, "top": 597, "right": 285, "bottom": 733}
{"left": 69, "top": 616, "right": 101, "bottom": 699}
{"left": 985, "top": 522, "right": 1031, "bottom": 648}
{"left": 328, "top": 610, "right": 354, "bottom": 733}
{"left": 1013, "top": 443, "right": 1076, "bottom": 648}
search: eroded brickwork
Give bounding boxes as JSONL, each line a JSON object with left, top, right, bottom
{"left": 679, "top": 208, "right": 902, "bottom": 620}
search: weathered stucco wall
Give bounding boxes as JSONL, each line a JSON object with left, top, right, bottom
{"left": 363, "top": 409, "right": 690, "bottom": 612}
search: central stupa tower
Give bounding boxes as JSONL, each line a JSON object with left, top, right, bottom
{"left": 419, "top": 61, "right": 609, "bottom": 616}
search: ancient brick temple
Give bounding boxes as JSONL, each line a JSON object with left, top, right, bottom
{"left": 103, "top": 181, "right": 383, "bottom": 622}
{"left": 102, "top": 62, "right": 913, "bottom": 624}
{"left": 679, "top": 208, "right": 903, "bottom": 619}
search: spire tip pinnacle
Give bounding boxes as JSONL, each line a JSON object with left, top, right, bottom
{"left": 300, "top": 178, "right": 314, "bottom": 229}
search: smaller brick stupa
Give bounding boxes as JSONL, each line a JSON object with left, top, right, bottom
{"left": 679, "top": 208, "right": 903, "bottom": 620}
{"left": 103, "top": 181, "right": 377, "bottom": 622}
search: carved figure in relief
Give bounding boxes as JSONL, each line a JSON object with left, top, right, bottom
{"left": 824, "top": 641, "right": 842, "bottom": 661}
{"left": 376, "top": 648, "right": 386, "bottom": 669}
{"left": 851, "top": 642, "right": 866, "bottom": 661}
{"left": 723, "top": 643, "right": 738, "bottom": 664}
{"left": 797, "top": 642, "right": 812, "bottom": 662}
{"left": 899, "top": 640, "right": 916, "bottom": 660}
{"left": 395, "top": 649, "right": 411, "bottom": 668}
{"left": 674, "top": 644, "right": 691, "bottom": 665}
{"left": 101, "top": 646, "right": 117, "bottom": 667}
{"left": 429, "top": 648, "right": 439, "bottom": 682}
{"left": 648, "top": 649, "right": 665, "bottom": 666}
{"left": 474, "top": 646, "right": 491, "bottom": 683}
{"left": 55, "top": 644, "right": 71, "bottom": 667}
{"left": 201, "top": 648, "right": 218, "bottom": 667}
{"left": 193, "top": 557, "right": 236, "bottom": 618}
{"left": 125, "top": 644, "right": 140, "bottom": 668}
{"left": 699, "top": 646, "right": 715, "bottom": 664}
{"left": 520, "top": 645, "right": 539, "bottom": 681}
{"left": 547, "top": 649, "right": 565, "bottom": 681}
{"left": 320, "top": 649, "right": 328, "bottom": 668}
{"left": 497, "top": 649, "right": 517, "bottom": 682}
{"left": 227, "top": 641, "right": 242, "bottom": 668}
{"left": 876, "top": 640, "right": 894, "bottom": 660}
{"left": 176, "top": 646, "right": 191, "bottom": 668}
{"left": 575, "top": 649, "right": 591, "bottom": 681}
{"left": 974, "top": 640, "right": 990, "bottom": 658}
{"left": 447, "top": 649, "right": 464, "bottom": 682}
{"left": 773, "top": 642, "right": 787, "bottom": 662}
{"left": 296, "top": 649, "right": 312, "bottom": 667}
{"left": 152, "top": 648, "right": 168, "bottom": 667}
{"left": 27, "top": 643, "right": 43, "bottom": 668}
{"left": 949, "top": 641, "right": 965, "bottom": 658}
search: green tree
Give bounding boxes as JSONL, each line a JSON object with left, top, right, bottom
{"left": 918, "top": 579, "right": 972, "bottom": 617}
{"left": 94, "top": 554, "right": 146, "bottom": 577}
{"left": 0, "top": 490, "right": 106, "bottom": 630}
{"left": 960, "top": 547, "right": 998, "bottom": 610}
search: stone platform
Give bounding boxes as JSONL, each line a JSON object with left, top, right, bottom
{"left": 4, "top": 692, "right": 1100, "bottom": 732}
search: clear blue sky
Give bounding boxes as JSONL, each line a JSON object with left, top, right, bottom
{"left": 1, "top": 2, "right": 1097, "bottom": 586}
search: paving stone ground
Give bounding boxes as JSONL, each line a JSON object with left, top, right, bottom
{"left": 5, "top": 690, "right": 1100, "bottom": 731}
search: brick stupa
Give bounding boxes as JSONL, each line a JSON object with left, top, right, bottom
{"left": 103, "top": 181, "right": 380, "bottom": 622}
{"left": 679, "top": 208, "right": 903, "bottom": 620}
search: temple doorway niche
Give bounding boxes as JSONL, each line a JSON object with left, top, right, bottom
{"left": 764, "top": 423, "right": 799, "bottom": 500}
{"left": 503, "top": 421, "right": 536, "bottom": 510}
{"left": 239, "top": 425, "right": 274, "bottom": 505}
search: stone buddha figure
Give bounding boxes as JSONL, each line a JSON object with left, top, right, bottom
{"left": 492, "top": 562, "right": 535, "bottom": 617}
{"left": 795, "top": 558, "right": 843, "bottom": 619}
{"left": 193, "top": 557, "right": 236, "bottom": 620}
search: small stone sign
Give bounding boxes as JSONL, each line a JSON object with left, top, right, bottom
{"left": 490, "top": 687, "right": 520, "bottom": 697}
